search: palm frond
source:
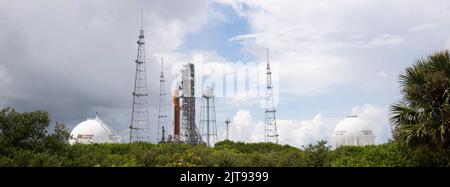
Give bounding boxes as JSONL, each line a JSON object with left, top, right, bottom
{"left": 429, "top": 50, "right": 450, "bottom": 79}
{"left": 391, "top": 50, "right": 450, "bottom": 150}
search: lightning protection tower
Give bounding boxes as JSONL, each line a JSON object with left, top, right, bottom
{"left": 129, "top": 9, "right": 150, "bottom": 143}
{"left": 158, "top": 57, "right": 168, "bottom": 143}
{"left": 199, "top": 87, "right": 217, "bottom": 147}
{"left": 264, "top": 48, "right": 279, "bottom": 143}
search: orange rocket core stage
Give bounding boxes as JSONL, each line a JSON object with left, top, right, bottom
{"left": 173, "top": 92, "right": 180, "bottom": 139}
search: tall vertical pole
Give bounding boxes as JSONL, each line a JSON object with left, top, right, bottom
{"left": 206, "top": 97, "right": 210, "bottom": 146}
{"left": 140, "top": 9, "right": 143, "bottom": 30}
{"left": 225, "top": 117, "right": 230, "bottom": 140}
{"left": 161, "top": 126, "right": 165, "bottom": 142}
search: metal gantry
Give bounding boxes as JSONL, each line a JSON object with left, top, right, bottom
{"left": 130, "top": 9, "right": 150, "bottom": 143}
{"left": 180, "top": 63, "right": 202, "bottom": 145}
{"left": 264, "top": 48, "right": 279, "bottom": 144}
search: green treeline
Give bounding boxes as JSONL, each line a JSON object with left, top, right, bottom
{"left": 1, "top": 106, "right": 450, "bottom": 167}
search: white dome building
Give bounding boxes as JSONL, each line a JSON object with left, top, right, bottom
{"left": 69, "top": 114, "right": 119, "bottom": 145}
{"left": 332, "top": 116, "right": 375, "bottom": 148}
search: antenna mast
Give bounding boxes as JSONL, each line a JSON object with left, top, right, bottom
{"left": 140, "top": 9, "right": 144, "bottom": 30}
{"left": 225, "top": 117, "right": 230, "bottom": 140}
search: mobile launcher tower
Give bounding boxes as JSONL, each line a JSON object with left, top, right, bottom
{"left": 173, "top": 63, "right": 202, "bottom": 145}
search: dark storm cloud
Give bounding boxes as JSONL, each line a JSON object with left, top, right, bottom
{"left": 0, "top": 0, "right": 209, "bottom": 142}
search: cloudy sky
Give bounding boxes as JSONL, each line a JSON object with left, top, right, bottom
{"left": 1, "top": 0, "right": 450, "bottom": 147}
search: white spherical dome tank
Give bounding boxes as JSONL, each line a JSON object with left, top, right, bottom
{"left": 332, "top": 116, "right": 375, "bottom": 148}
{"left": 69, "top": 115, "right": 119, "bottom": 145}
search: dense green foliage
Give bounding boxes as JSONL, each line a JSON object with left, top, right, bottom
{"left": 391, "top": 50, "right": 450, "bottom": 150}
{"left": 1, "top": 106, "right": 450, "bottom": 167}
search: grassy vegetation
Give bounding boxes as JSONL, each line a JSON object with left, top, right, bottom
{"left": 2, "top": 138, "right": 450, "bottom": 167}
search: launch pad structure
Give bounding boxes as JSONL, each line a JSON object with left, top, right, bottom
{"left": 128, "top": 10, "right": 279, "bottom": 145}
{"left": 179, "top": 63, "right": 202, "bottom": 145}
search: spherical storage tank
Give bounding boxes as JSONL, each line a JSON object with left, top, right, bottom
{"left": 332, "top": 116, "right": 375, "bottom": 148}
{"left": 69, "top": 115, "right": 119, "bottom": 145}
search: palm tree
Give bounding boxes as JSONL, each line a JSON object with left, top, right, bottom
{"left": 391, "top": 50, "right": 450, "bottom": 150}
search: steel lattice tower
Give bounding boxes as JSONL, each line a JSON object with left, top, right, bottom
{"left": 199, "top": 87, "right": 217, "bottom": 147}
{"left": 129, "top": 9, "right": 150, "bottom": 143}
{"left": 157, "top": 57, "right": 168, "bottom": 143}
{"left": 264, "top": 48, "right": 279, "bottom": 143}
